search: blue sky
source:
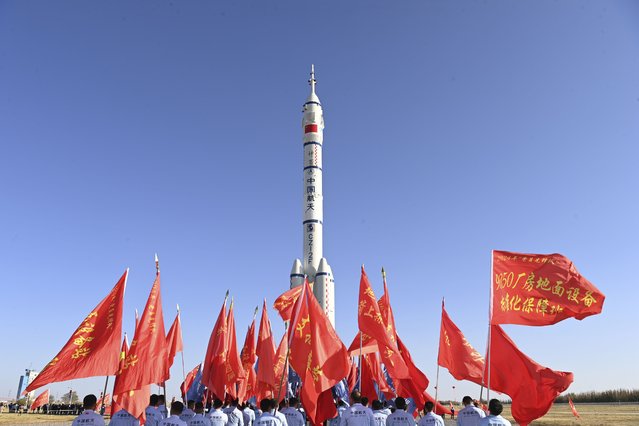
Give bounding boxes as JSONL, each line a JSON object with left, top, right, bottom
{"left": 1, "top": 1, "right": 638, "bottom": 403}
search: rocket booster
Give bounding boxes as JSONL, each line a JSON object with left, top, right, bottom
{"left": 290, "top": 65, "right": 335, "bottom": 326}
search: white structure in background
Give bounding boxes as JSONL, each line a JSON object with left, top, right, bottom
{"left": 16, "top": 369, "right": 39, "bottom": 400}
{"left": 290, "top": 66, "right": 335, "bottom": 326}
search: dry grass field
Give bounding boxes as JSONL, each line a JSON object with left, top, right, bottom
{"left": 0, "top": 403, "right": 637, "bottom": 425}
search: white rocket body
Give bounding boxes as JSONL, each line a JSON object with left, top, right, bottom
{"left": 290, "top": 66, "right": 335, "bottom": 326}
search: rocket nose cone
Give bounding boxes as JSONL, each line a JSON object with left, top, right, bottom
{"left": 290, "top": 259, "right": 303, "bottom": 274}
{"left": 317, "top": 258, "right": 329, "bottom": 273}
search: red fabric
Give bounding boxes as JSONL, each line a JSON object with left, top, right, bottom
{"left": 346, "top": 359, "right": 358, "bottom": 393}
{"left": 238, "top": 319, "right": 257, "bottom": 402}
{"left": 377, "top": 276, "right": 397, "bottom": 342}
{"left": 256, "top": 300, "right": 277, "bottom": 400}
{"left": 225, "top": 303, "right": 246, "bottom": 399}
{"left": 202, "top": 298, "right": 228, "bottom": 399}
{"left": 359, "top": 354, "right": 377, "bottom": 401}
{"left": 488, "top": 324, "right": 573, "bottom": 426}
{"left": 358, "top": 267, "right": 409, "bottom": 379}
{"left": 492, "top": 251, "right": 605, "bottom": 325}
{"left": 164, "top": 311, "right": 184, "bottom": 381}
{"left": 347, "top": 331, "right": 377, "bottom": 357}
{"left": 438, "top": 303, "right": 484, "bottom": 385}
{"left": 30, "top": 389, "right": 49, "bottom": 410}
{"left": 112, "top": 336, "right": 149, "bottom": 424}
{"left": 366, "top": 352, "right": 394, "bottom": 399}
{"left": 274, "top": 285, "right": 304, "bottom": 322}
{"left": 96, "top": 393, "right": 110, "bottom": 408}
{"left": 273, "top": 333, "right": 289, "bottom": 401}
{"left": 114, "top": 273, "right": 168, "bottom": 398}
{"left": 26, "top": 270, "right": 127, "bottom": 393}
{"left": 568, "top": 397, "right": 580, "bottom": 419}
{"left": 181, "top": 364, "right": 201, "bottom": 400}
{"left": 288, "top": 281, "right": 350, "bottom": 426}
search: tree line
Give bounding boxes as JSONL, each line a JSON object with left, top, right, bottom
{"left": 555, "top": 389, "right": 639, "bottom": 403}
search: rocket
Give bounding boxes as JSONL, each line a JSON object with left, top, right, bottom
{"left": 290, "top": 65, "right": 335, "bottom": 326}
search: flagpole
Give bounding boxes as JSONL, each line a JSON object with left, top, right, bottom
{"left": 99, "top": 376, "right": 109, "bottom": 416}
{"left": 434, "top": 297, "right": 444, "bottom": 412}
{"left": 176, "top": 304, "right": 187, "bottom": 403}
{"left": 486, "top": 250, "right": 494, "bottom": 402}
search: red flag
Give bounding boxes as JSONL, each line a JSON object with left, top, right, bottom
{"left": 359, "top": 354, "right": 377, "bottom": 402}
{"left": 225, "top": 301, "right": 246, "bottom": 399}
{"left": 237, "top": 317, "right": 257, "bottom": 402}
{"left": 26, "top": 270, "right": 127, "bottom": 393}
{"left": 181, "top": 364, "right": 201, "bottom": 400}
{"left": 358, "top": 267, "right": 409, "bottom": 379}
{"left": 346, "top": 359, "right": 358, "bottom": 393}
{"left": 114, "top": 272, "right": 168, "bottom": 396}
{"left": 488, "top": 324, "right": 573, "bottom": 426}
{"left": 437, "top": 302, "right": 484, "bottom": 385}
{"left": 347, "top": 332, "right": 377, "bottom": 357}
{"left": 568, "top": 397, "right": 580, "bottom": 419}
{"left": 492, "top": 250, "right": 605, "bottom": 325}
{"left": 366, "top": 352, "right": 394, "bottom": 399}
{"left": 97, "top": 393, "right": 111, "bottom": 409}
{"left": 274, "top": 285, "right": 304, "bottom": 322}
{"left": 30, "top": 389, "right": 49, "bottom": 411}
{"left": 273, "top": 333, "right": 289, "bottom": 401}
{"left": 111, "top": 335, "right": 149, "bottom": 422}
{"left": 256, "top": 300, "right": 277, "bottom": 400}
{"left": 377, "top": 270, "right": 397, "bottom": 341}
{"left": 202, "top": 296, "right": 228, "bottom": 399}
{"left": 164, "top": 309, "right": 184, "bottom": 381}
{"left": 288, "top": 281, "right": 350, "bottom": 426}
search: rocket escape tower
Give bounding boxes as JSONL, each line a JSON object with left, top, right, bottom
{"left": 290, "top": 65, "right": 336, "bottom": 327}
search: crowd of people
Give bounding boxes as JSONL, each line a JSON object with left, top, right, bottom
{"left": 71, "top": 391, "right": 512, "bottom": 426}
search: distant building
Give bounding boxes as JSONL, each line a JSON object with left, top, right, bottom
{"left": 16, "top": 369, "right": 39, "bottom": 400}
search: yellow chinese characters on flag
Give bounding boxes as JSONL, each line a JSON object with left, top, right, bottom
{"left": 25, "top": 270, "right": 127, "bottom": 393}
{"left": 491, "top": 250, "right": 605, "bottom": 326}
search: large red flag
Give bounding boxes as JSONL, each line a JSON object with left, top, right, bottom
{"left": 225, "top": 301, "right": 246, "bottom": 399}
{"left": 26, "top": 270, "right": 127, "bottom": 393}
{"left": 358, "top": 267, "right": 409, "bottom": 379}
{"left": 273, "top": 333, "right": 289, "bottom": 401}
{"left": 30, "top": 389, "right": 49, "bottom": 411}
{"left": 202, "top": 296, "right": 228, "bottom": 399}
{"left": 238, "top": 317, "right": 257, "bottom": 403}
{"left": 113, "top": 272, "right": 168, "bottom": 396}
{"left": 164, "top": 309, "right": 184, "bottom": 382}
{"left": 492, "top": 250, "right": 605, "bottom": 325}
{"left": 488, "top": 324, "right": 573, "bottom": 426}
{"left": 181, "top": 364, "right": 201, "bottom": 401}
{"left": 274, "top": 285, "right": 304, "bottom": 322}
{"left": 377, "top": 274, "right": 429, "bottom": 403}
{"left": 438, "top": 302, "right": 484, "bottom": 385}
{"left": 256, "top": 300, "right": 277, "bottom": 400}
{"left": 288, "top": 281, "right": 350, "bottom": 426}
{"left": 347, "top": 331, "right": 377, "bottom": 356}
{"left": 111, "top": 335, "right": 150, "bottom": 423}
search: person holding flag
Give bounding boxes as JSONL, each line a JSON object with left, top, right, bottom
{"left": 109, "top": 407, "right": 140, "bottom": 426}
{"left": 72, "top": 394, "right": 105, "bottom": 426}
{"left": 478, "top": 400, "right": 510, "bottom": 426}
{"left": 340, "top": 391, "right": 375, "bottom": 426}
{"left": 456, "top": 396, "right": 485, "bottom": 426}
{"left": 417, "top": 402, "right": 444, "bottom": 426}
{"left": 188, "top": 402, "right": 212, "bottom": 426}
{"left": 207, "top": 399, "right": 228, "bottom": 426}
{"left": 385, "top": 397, "right": 415, "bottom": 426}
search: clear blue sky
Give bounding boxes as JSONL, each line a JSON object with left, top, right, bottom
{"left": 1, "top": 1, "right": 638, "bottom": 403}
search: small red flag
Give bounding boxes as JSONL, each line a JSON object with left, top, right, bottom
{"left": 164, "top": 309, "right": 184, "bottom": 381}
{"left": 26, "top": 270, "right": 127, "bottom": 393}
{"left": 273, "top": 333, "right": 289, "bottom": 401}
{"left": 30, "top": 389, "right": 49, "bottom": 411}
{"left": 237, "top": 317, "right": 257, "bottom": 402}
{"left": 274, "top": 285, "right": 304, "bottom": 322}
{"left": 358, "top": 267, "right": 409, "bottom": 379}
{"left": 438, "top": 302, "right": 485, "bottom": 385}
{"left": 256, "top": 300, "right": 277, "bottom": 400}
{"left": 202, "top": 296, "right": 228, "bottom": 399}
{"left": 568, "top": 397, "right": 580, "bottom": 419}
{"left": 181, "top": 364, "right": 201, "bottom": 401}
{"left": 489, "top": 324, "right": 573, "bottom": 426}
{"left": 112, "top": 335, "right": 149, "bottom": 423}
{"left": 225, "top": 301, "right": 246, "bottom": 399}
{"left": 113, "top": 272, "right": 168, "bottom": 397}
{"left": 96, "top": 393, "right": 111, "bottom": 409}
{"left": 492, "top": 250, "right": 605, "bottom": 325}
{"left": 288, "top": 280, "right": 350, "bottom": 426}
